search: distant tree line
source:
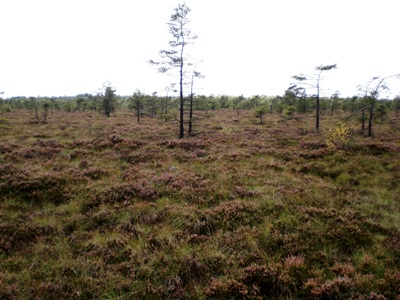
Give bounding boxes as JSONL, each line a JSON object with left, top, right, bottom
{"left": 2, "top": 91, "right": 398, "bottom": 121}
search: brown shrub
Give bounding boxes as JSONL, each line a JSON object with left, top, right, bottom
{"left": 113, "top": 138, "right": 145, "bottom": 151}
{"left": 90, "top": 137, "right": 114, "bottom": 149}
{"left": 299, "top": 139, "right": 327, "bottom": 149}
{"left": 156, "top": 171, "right": 214, "bottom": 203}
{"left": 0, "top": 164, "right": 71, "bottom": 204}
{"left": 303, "top": 276, "right": 355, "bottom": 299}
{"left": 204, "top": 279, "right": 258, "bottom": 299}
{"left": 300, "top": 208, "right": 376, "bottom": 252}
{"left": 331, "top": 262, "right": 356, "bottom": 277}
{"left": 281, "top": 255, "right": 309, "bottom": 287}
{"left": 240, "top": 264, "right": 285, "bottom": 298}
{"left": 97, "top": 181, "right": 159, "bottom": 204}
{"left": 0, "top": 222, "right": 54, "bottom": 254}
{"left": 157, "top": 139, "right": 209, "bottom": 151}
{"left": 70, "top": 149, "right": 91, "bottom": 159}
{"left": 33, "top": 139, "right": 63, "bottom": 148}
{"left": 173, "top": 208, "right": 216, "bottom": 235}
{"left": 33, "top": 282, "right": 81, "bottom": 300}
{"left": 82, "top": 209, "right": 118, "bottom": 231}
{"left": 84, "top": 235, "right": 133, "bottom": 265}
{"left": 79, "top": 167, "right": 108, "bottom": 180}
{"left": 233, "top": 185, "right": 258, "bottom": 198}
{"left": 381, "top": 270, "right": 400, "bottom": 298}
{"left": 384, "top": 235, "right": 400, "bottom": 265}
{"left": 299, "top": 148, "right": 331, "bottom": 159}
{"left": 0, "top": 141, "right": 18, "bottom": 154}
{"left": 350, "top": 292, "right": 388, "bottom": 300}
{"left": 7, "top": 146, "right": 62, "bottom": 160}
{"left": 355, "top": 142, "right": 400, "bottom": 154}
{"left": 120, "top": 147, "right": 163, "bottom": 163}
{"left": 70, "top": 139, "right": 91, "bottom": 148}
{"left": 207, "top": 200, "right": 263, "bottom": 231}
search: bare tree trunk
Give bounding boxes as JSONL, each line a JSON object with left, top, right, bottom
{"left": 188, "top": 93, "right": 193, "bottom": 135}
{"left": 368, "top": 103, "right": 374, "bottom": 137}
{"left": 361, "top": 110, "right": 365, "bottom": 132}
{"left": 43, "top": 108, "right": 48, "bottom": 123}
{"left": 316, "top": 72, "right": 321, "bottom": 131}
{"left": 136, "top": 101, "right": 140, "bottom": 123}
{"left": 179, "top": 38, "right": 185, "bottom": 138}
{"left": 0, "top": 92, "right": 3, "bottom": 116}
{"left": 314, "top": 64, "right": 336, "bottom": 131}
{"left": 316, "top": 95, "right": 320, "bottom": 131}
{"left": 164, "top": 97, "right": 168, "bottom": 122}
{"left": 34, "top": 100, "right": 39, "bottom": 122}
{"left": 188, "top": 70, "right": 196, "bottom": 135}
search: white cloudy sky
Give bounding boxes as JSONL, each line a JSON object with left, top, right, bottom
{"left": 1, "top": 0, "right": 399, "bottom": 98}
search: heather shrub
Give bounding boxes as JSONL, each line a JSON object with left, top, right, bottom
{"left": 233, "top": 185, "right": 258, "bottom": 198}
{"left": 380, "top": 270, "right": 400, "bottom": 298}
{"left": 157, "top": 138, "right": 208, "bottom": 151}
{"left": 0, "top": 141, "right": 18, "bottom": 154}
{"left": 90, "top": 137, "right": 114, "bottom": 149}
{"left": 69, "top": 148, "right": 91, "bottom": 159}
{"left": 172, "top": 208, "right": 216, "bottom": 235}
{"left": 384, "top": 235, "right": 400, "bottom": 266}
{"left": 207, "top": 200, "right": 264, "bottom": 231}
{"left": 83, "top": 208, "right": 118, "bottom": 231}
{"left": 129, "top": 202, "right": 166, "bottom": 225}
{"left": 120, "top": 147, "right": 163, "bottom": 163}
{"left": 298, "top": 148, "right": 331, "bottom": 159}
{"left": 281, "top": 255, "right": 310, "bottom": 289}
{"left": 7, "top": 145, "right": 62, "bottom": 160}
{"left": 96, "top": 181, "right": 159, "bottom": 204}
{"left": 79, "top": 167, "right": 108, "bottom": 180}
{"left": 214, "top": 226, "right": 262, "bottom": 268}
{"left": 303, "top": 276, "right": 355, "bottom": 299}
{"left": 331, "top": 262, "right": 356, "bottom": 277}
{"left": 355, "top": 141, "right": 400, "bottom": 154}
{"left": 155, "top": 171, "right": 219, "bottom": 203}
{"left": 240, "top": 264, "right": 286, "bottom": 298}
{"left": 0, "top": 222, "right": 54, "bottom": 254}
{"left": 31, "top": 282, "right": 72, "bottom": 300}
{"left": 350, "top": 292, "right": 388, "bottom": 300}
{"left": 300, "top": 208, "right": 376, "bottom": 252}
{"left": 0, "top": 164, "right": 71, "bottom": 204}
{"left": 83, "top": 232, "right": 132, "bottom": 265}
{"left": 205, "top": 279, "right": 257, "bottom": 299}
{"left": 33, "top": 139, "right": 63, "bottom": 148}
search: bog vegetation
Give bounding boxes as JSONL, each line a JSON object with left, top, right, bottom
{"left": 0, "top": 92, "right": 399, "bottom": 299}
{"left": 1, "top": 3, "right": 400, "bottom": 298}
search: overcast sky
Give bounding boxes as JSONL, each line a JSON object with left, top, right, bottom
{"left": 1, "top": 0, "right": 399, "bottom": 98}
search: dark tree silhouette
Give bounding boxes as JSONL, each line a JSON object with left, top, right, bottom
{"left": 291, "top": 64, "right": 337, "bottom": 131}
{"left": 102, "top": 83, "right": 117, "bottom": 118}
{"left": 149, "top": 3, "right": 198, "bottom": 138}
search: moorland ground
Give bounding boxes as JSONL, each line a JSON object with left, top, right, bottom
{"left": 0, "top": 109, "right": 399, "bottom": 299}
